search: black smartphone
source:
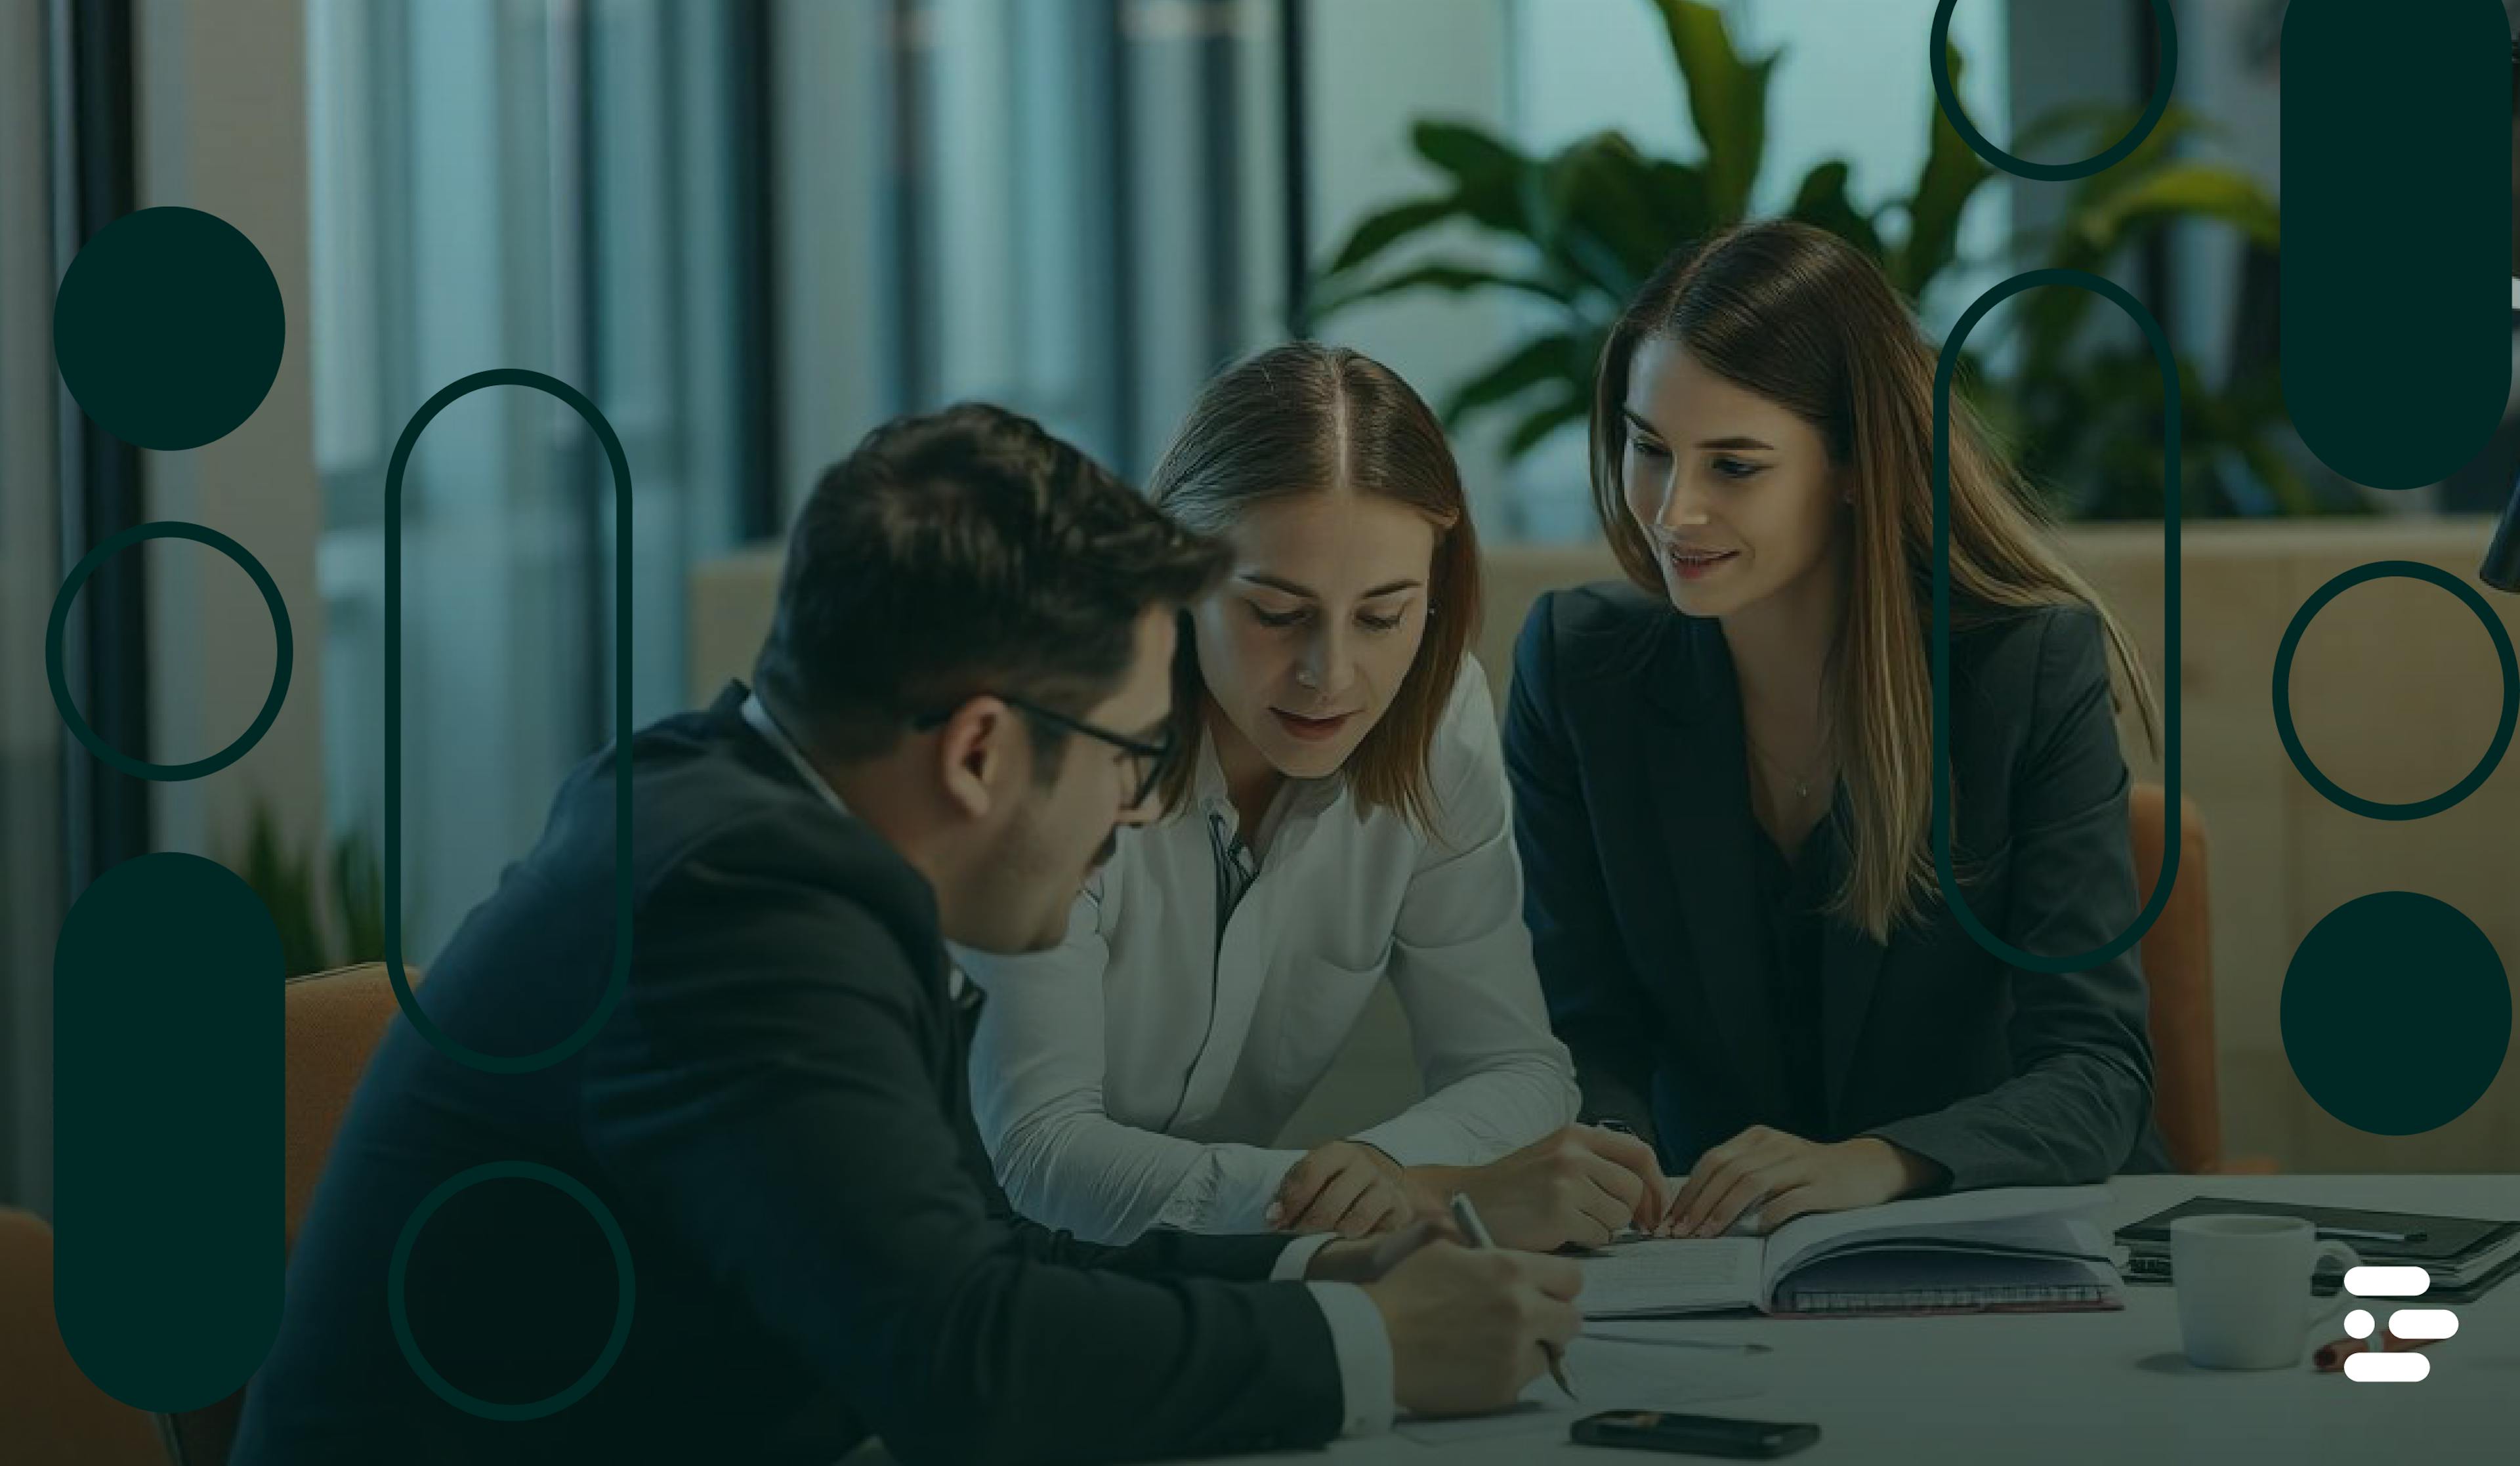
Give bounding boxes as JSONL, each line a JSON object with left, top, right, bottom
{"left": 1571, "top": 1409, "right": 1820, "bottom": 1458}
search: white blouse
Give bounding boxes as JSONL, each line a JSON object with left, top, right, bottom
{"left": 956, "top": 658, "right": 1580, "bottom": 1245}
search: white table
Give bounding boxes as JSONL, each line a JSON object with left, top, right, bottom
{"left": 1171, "top": 1174, "right": 2520, "bottom": 1465}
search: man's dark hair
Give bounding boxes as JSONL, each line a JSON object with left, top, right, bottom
{"left": 753, "top": 403, "right": 1228, "bottom": 772}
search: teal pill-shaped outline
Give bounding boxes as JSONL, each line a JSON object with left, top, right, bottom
{"left": 386, "top": 1160, "right": 635, "bottom": 1420}
{"left": 45, "top": 520, "right": 293, "bottom": 781}
{"left": 1931, "top": 0, "right": 2177, "bottom": 181}
{"left": 1932, "top": 269, "right": 2181, "bottom": 973}
{"left": 2271, "top": 561, "right": 2517, "bottom": 821}
{"left": 383, "top": 369, "right": 631, "bottom": 1072}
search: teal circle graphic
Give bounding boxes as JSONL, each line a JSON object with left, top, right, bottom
{"left": 52, "top": 206, "right": 285, "bottom": 450}
{"left": 2282, "top": 892, "right": 2510, "bottom": 1135}
{"left": 45, "top": 521, "right": 292, "bottom": 781}
{"left": 1931, "top": 0, "right": 2178, "bottom": 181}
{"left": 2272, "top": 561, "right": 2517, "bottom": 820}
{"left": 387, "top": 1162, "right": 635, "bottom": 1421}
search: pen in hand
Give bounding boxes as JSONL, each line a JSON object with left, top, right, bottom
{"left": 1448, "top": 1192, "right": 1578, "bottom": 1401}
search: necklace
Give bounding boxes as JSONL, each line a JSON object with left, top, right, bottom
{"left": 1746, "top": 732, "right": 1832, "bottom": 803}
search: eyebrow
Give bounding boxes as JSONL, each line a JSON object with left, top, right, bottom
{"left": 1238, "top": 572, "right": 1424, "bottom": 600}
{"left": 1620, "top": 408, "right": 1773, "bottom": 452}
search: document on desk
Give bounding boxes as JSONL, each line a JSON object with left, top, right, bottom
{"left": 1393, "top": 1334, "right": 1765, "bottom": 1445}
{"left": 1576, "top": 1184, "right": 2120, "bottom": 1318}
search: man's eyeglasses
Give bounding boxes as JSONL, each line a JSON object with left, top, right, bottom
{"left": 911, "top": 694, "right": 1180, "bottom": 810}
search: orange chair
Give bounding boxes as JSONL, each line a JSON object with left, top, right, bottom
{"left": 0, "top": 1206, "right": 173, "bottom": 1465}
{"left": 2128, "top": 782, "right": 2244, "bottom": 1175}
{"left": 159, "top": 963, "right": 414, "bottom": 1466}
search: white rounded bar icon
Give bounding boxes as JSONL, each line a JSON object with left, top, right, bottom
{"left": 2343, "top": 1265, "right": 2430, "bottom": 1297}
{"left": 2387, "top": 1309, "right": 2458, "bottom": 1341}
{"left": 2343, "top": 1351, "right": 2430, "bottom": 1383}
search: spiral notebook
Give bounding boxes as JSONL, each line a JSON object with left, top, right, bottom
{"left": 1577, "top": 1186, "right": 2120, "bottom": 1318}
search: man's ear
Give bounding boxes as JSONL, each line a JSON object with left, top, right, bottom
{"left": 931, "top": 697, "right": 1021, "bottom": 820}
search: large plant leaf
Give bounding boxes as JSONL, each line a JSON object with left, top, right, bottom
{"left": 2062, "top": 162, "right": 2281, "bottom": 258}
{"left": 1641, "top": 156, "right": 1719, "bottom": 247}
{"left": 1443, "top": 331, "right": 1591, "bottom": 425}
{"left": 2012, "top": 100, "right": 2223, "bottom": 164}
{"left": 1410, "top": 119, "right": 1534, "bottom": 232}
{"left": 1322, "top": 195, "right": 1463, "bottom": 276}
{"left": 1888, "top": 40, "right": 1994, "bottom": 302}
{"left": 1503, "top": 383, "right": 1595, "bottom": 462}
{"left": 1548, "top": 132, "right": 1687, "bottom": 291}
{"left": 1308, "top": 259, "right": 1582, "bottom": 322}
{"left": 1786, "top": 160, "right": 1883, "bottom": 262}
{"left": 1646, "top": 0, "right": 1776, "bottom": 220}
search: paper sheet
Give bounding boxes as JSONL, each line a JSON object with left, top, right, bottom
{"left": 1576, "top": 1237, "right": 1763, "bottom": 1318}
{"left": 1392, "top": 1334, "right": 1767, "bottom": 1444}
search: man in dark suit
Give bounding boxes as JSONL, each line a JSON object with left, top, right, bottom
{"left": 232, "top": 405, "right": 1579, "bottom": 1465}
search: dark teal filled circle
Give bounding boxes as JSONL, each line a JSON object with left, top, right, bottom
{"left": 1931, "top": 0, "right": 2177, "bottom": 181}
{"left": 387, "top": 1162, "right": 635, "bottom": 1421}
{"left": 2271, "top": 561, "right": 2516, "bottom": 820}
{"left": 52, "top": 205, "right": 285, "bottom": 450}
{"left": 2282, "top": 892, "right": 2510, "bottom": 1135}
{"left": 45, "top": 521, "right": 292, "bottom": 781}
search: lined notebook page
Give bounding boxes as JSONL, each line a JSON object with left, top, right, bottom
{"left": 1578, "top": 1238, "right": 1763, "bottom": 1317}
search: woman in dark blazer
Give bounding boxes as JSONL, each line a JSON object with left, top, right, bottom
{"left": 1507, "top": 219, "right": 2174, "bottom": 1240}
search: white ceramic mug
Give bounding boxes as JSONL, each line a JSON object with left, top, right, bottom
{"left": 2171, "top": 1215, "right": 2361, "bottom": 1370}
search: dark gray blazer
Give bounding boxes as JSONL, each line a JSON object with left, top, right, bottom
{"left": 232, "top": 682, "right": 1339, "bottom": 1466}
{"left": 1505, "top": 582, "right": 2171, "bottom": 1192}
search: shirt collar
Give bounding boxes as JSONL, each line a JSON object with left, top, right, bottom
{"left": 1185, "top": 717, "right": 1343, "bottom": 827}
{"left": 741, "top": 688, "right": 852, "bottom": 820}
{"left": 744, "top": 688, "right": 975, "bottom": 1003}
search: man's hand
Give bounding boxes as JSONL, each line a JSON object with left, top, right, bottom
{"left": 1657, "top": 1128, "right": 1944, "bottom": 1238}
{"left": 1302, "top": 1216, "right": 1462, "bottom": 1285}
{"left": 1269, "top": 1139, "right": 1414, "bottom": 1238}
{"left": 1403, "top": 1124, "right": 1671, "bottom": 1252}
{"left": 1359, "top": 1241, "right": 1584, "bottom": 1418}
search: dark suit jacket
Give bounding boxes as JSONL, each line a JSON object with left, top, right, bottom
{"left": 232, "top": 682, "right": 1341, "bottom": 1466}
{"left": 1505, "top": 583, "right": 2171, "bottom": 1191}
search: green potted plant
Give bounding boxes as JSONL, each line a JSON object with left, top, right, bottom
{"left": 224, "top": 800, "right": 391, "bottom": 979}
{"left": 1304, "top": 0, "right": 2364, "bottom": 522}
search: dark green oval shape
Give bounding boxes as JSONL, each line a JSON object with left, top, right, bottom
{"left": 1933, "top": 268, "right": 2180, "bottom": 974}
{"left": 385, "top": 369, "right": 633, "bottom": 1072}
{"left": 2280, "top": 0, "right": 2511, "bottom": 490}
{"left": 54, "top": 852, "right": 282, "bottom": 1411}
{"left": 51, "top": 205, "right": 285, "bottom": 451}
{"left": 2283, "top": 891, "right": 2510, "bottom": 1135}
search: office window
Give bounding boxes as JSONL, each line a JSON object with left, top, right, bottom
{"left": 306, "top": 0, "right": 757, "bottom": 965}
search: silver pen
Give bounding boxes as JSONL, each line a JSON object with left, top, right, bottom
{"left": 1448, "top": 1191, "right": 1578, "bottom": 1400}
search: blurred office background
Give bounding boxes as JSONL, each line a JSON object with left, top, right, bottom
{"left": 5, "top": 0, "right": 2516, "bottom": 1217}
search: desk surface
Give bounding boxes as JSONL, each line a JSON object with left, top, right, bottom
{"left": 1143, "top": 1174, "right": 2520, "bottom": 1466}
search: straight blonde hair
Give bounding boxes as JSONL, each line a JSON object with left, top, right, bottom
{"left": 1591, "top": 219, "right": 2162, "bottom": 942}
{"left": 1146, "top": 341, "right": 1481, "bottom": 834}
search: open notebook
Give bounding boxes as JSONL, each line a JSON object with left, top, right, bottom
{"left": 1578, "top": 1186, "right": 2120, "bottom": 1318}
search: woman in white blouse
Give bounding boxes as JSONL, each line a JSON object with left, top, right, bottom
{"left": 958, "top": 342, "right": 1668, "bottom": 1249}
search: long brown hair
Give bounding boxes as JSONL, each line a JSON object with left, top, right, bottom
{"left": 1146, "top": 341, "right": 1482, "bottom": 834}
{"left": 1591, "top": 219, "right": 2162, "bottom": 942}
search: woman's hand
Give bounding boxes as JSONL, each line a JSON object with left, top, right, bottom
{"left": 1269, "top": 1139, "right": 1415, "bottom": 1237}
{"left": 1657, "top": 1127, "right": 1945, "bottom": 1238}
{"left": 1404, "top": 1124, "right": 1671, "bottom": 1252}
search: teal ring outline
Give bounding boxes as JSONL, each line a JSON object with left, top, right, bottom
{"left": 387, "top": 1160, "right": 635, "bottom": 1421}
{"left": 2271, "top": 561, "right": 2516, "bottom": 820}
{"left": 1931, "top": 0, "right": 2178, "bottom": 182}
{"left": 45, "top": 520, "right": 293, "bottom": 781}
{"left": 384, "top": 369, "right": 632, "bottom": 1072}
{"left": 1933, "top": 268, "right": 2180, "bottom": 973}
